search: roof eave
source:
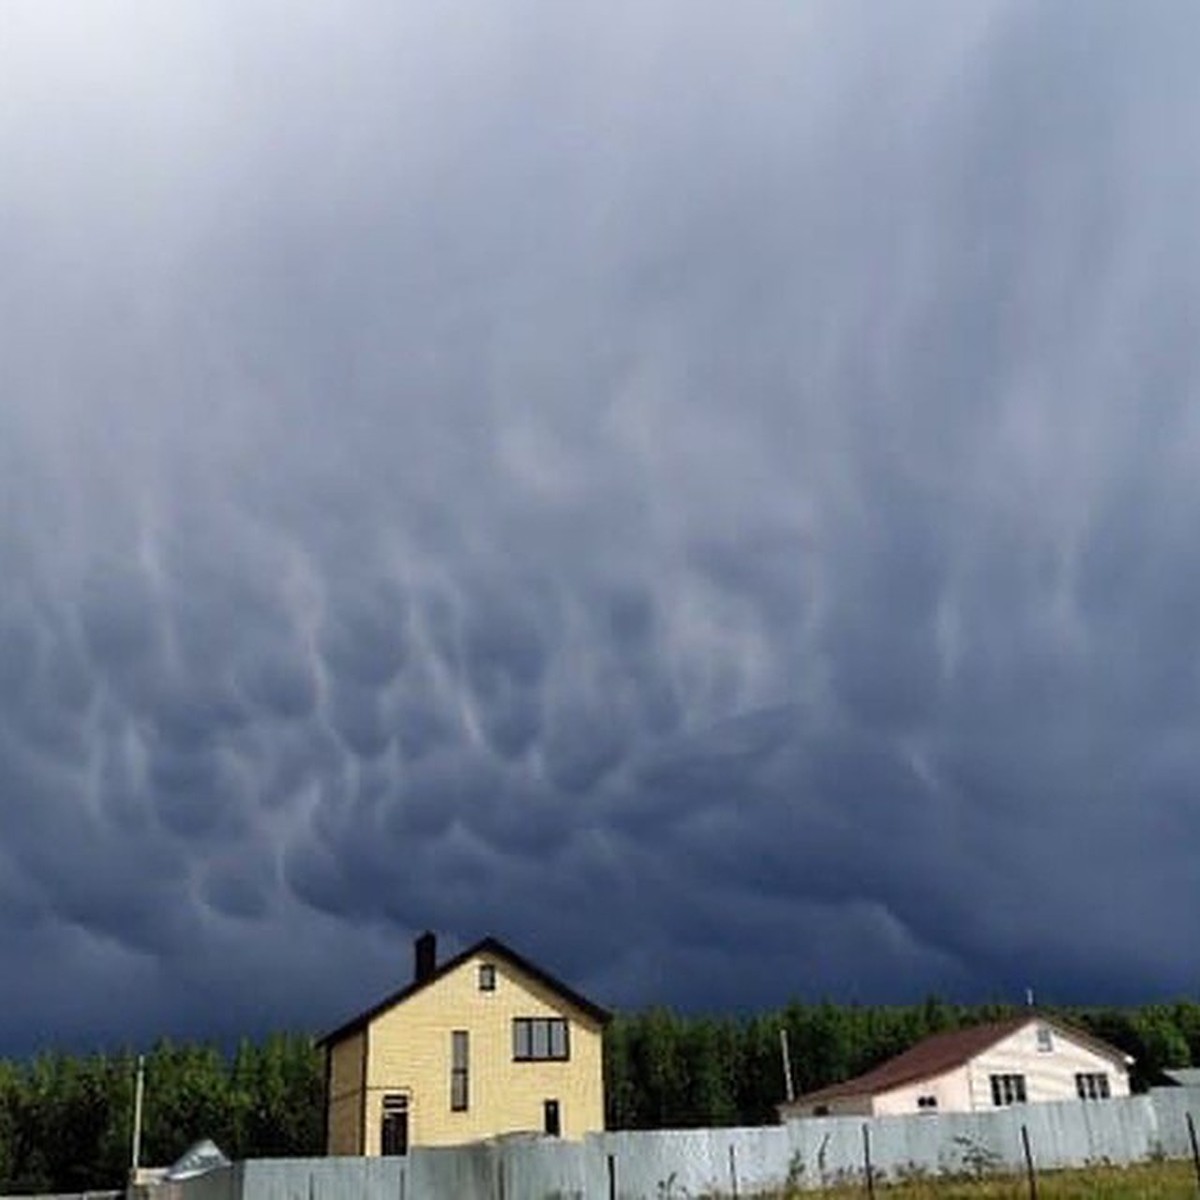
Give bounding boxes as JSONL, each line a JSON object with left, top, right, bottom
{"left": 316, "top": 936, "right": 610, "bottom": 1048}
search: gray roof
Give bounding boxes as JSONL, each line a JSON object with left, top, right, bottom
{"left": 1163, "top": 1068, "right": 1200, "bottom": 1087}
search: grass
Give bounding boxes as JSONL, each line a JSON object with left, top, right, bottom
{"left": 755, "top": 1159, "right": 1199, "bottom": 1198}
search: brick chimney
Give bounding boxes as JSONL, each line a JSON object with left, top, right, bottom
{"left": 414, "top": 931, "right": 437, "bottom": 983}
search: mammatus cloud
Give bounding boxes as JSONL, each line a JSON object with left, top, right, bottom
{"left": 0, "top": 0, "right": 1199, "bottom": 1050}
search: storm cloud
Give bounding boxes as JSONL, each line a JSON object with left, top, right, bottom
{"left": 1, "top": 0, "right": 1199, "bottom": 1051}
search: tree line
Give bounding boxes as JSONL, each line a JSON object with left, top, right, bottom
{"left": 0, "top": 1034, "right": 322, "bottom": 1194}
{"left": 602, "top": 998, "right": 1200, "bottom": 1129}
{"left": 0, "top": 999, "right": 1196, "bottom": 1192}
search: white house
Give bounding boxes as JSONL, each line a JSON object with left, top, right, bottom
{"left": 779, "top": 1016, "right": 1133, "bottom": 1119}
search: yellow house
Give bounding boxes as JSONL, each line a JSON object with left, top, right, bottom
{"left": 318, "top": 933, "right": 610, "bottom": 1154}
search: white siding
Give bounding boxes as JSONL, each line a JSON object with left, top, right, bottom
{"left": 781, "top": 1020, "right": 1133, "bottom": 1121}
{"left": 873, "top": 1066, "right": 972, "bottom": 1115}
{"left": 966, "top": 1021, "right": 1131, "bottom": 1109}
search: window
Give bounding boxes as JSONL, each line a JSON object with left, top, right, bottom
{"left": 917, "top": 1095, "right": 938, "bottom": 1111}
{"left": 451, "top": 1031, "right": 469, "bottom": 1111}
{"left": 543, "top": 1099, "right": 561, "bottom": 1137}
{"left": 813, "top": 1105, "right": 830, "bottom": 1117}
{"left": 990, "top": 1073, "right": 1027, "bottom": 1106}
{"left": 1076, "top": 1072, "right": 1110, "bottom": 1100}
{"left": 513, "top": 1017, "right": 570, "bottom": 1061}
{"left": 1036, "top": 1024, "right": 1054, "bottom": 1052}
{"left": 479, "top": 963, "right": 496, "bottom": 991}
{"left": 381, "top": 1095, "right": 409, "bottom": 1156}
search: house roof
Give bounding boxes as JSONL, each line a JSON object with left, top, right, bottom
{"left": 1163, "top": 1067, "right": 1200, "bottom": 1088}
{"left": 316, "top": 936, "right": 612, "bottom": 1047}
{"left": 785, "top": 1016, "right": 1133, "bottom": 1107}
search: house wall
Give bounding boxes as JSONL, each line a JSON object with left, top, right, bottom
{"left": 326, "top": 1031, "right": 366, "bottom": 1154}
{"left": 965, "top": 1021, "right": 1131, "bottom": 1108}
{"left": 360, "top": 950, "right": 604, "bottom": 1151}
{"left": 873, "top": 1066, "right": 972, "bottom": 1115}
{"left": 785, "top": 1093, "right": 874, "bottom": 1118}
{"left": 785, "top": 1067, "right": 973, "bottom": 1118}
{"left": 783, "top": 1020, "right": 1132, "bottom": 1120}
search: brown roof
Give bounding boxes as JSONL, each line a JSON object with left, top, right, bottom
{"left": 316, "top": 936, "right": 611, "bottom": 1047}
{"left": 787, "top": 1016, "right": 1132, "bottom": 1106}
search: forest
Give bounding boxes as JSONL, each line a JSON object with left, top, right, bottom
{"left": 0, "top": 1000, "right": 1196, "bottom": 1193}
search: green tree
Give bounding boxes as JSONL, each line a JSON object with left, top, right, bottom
{"left": 636, "top": 1008, "right": 688, "bottom": 1128}
{"left": 234, "top": 1035, "right": 323, "bottom": 1158}
{"left": 1171, "top": 1000, "right": 1200, "bottom": 1067}
{"left": 736, "top": 1015, "right": 784, "bottom": 1125}
{"left": 602, "top": 1014, "right": 640, "bottom": 1130}
{"left": 679, "top": 1018, "right": 738, "bottom": 1126}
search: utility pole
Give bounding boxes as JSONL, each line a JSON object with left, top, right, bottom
{"left": 779, "top": 1028, "right": 795, "bottom": 1104}
{"left": 130, "top": 1054, "right": 145, "bottom": 1181}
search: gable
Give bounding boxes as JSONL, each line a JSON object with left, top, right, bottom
{"left": 318, "top": 936, "right": 610, "bottom": 1049}
{"left": 373, "top": 948, "right": 606, "bottom": 1035}
{"left": 975, "top": 1018, "right": 1133, "bottom": 1072}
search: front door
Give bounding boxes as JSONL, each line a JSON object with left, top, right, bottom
{"left": 381, "top": 1095, "right": 409, "bottom": 1156}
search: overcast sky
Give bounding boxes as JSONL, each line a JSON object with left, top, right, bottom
{"left": 2, "top": 0, "right": 1199, "bottom": 1054}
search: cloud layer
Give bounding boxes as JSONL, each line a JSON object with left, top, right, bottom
{"left": 1, "top": 0, "right": 1199, "bottom": 1050}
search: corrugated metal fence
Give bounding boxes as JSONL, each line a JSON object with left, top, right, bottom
{"left": 23, "top": 1086, "right": 1200, "bottom": 1200}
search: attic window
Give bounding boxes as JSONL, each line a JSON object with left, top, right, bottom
{"left": 479, "top": 963, "right": 496, "bottom": 992}
{"left": 917, "top": 1095, "right": 938, "bottom": 1111}
{"left": 1036, "top": 1025, "right": 1054, "bottom": 1052}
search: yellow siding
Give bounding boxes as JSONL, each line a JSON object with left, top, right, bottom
{"left": 355, "top": 951, "right": 604, "bottom": 1151}
{"left": 326, "top": 1031, "right": 366, "bottom": 1154}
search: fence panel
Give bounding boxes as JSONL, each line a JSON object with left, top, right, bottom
{"left": 15, "top": 1086, "right": 1200, "bottom": 1200}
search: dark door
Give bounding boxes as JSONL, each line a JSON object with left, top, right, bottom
{"left": 381, "top": 1097, "right": 409, "bottom": 1156}
{"left": 543, "top": 1099, "right": 561, "bottom": 1137}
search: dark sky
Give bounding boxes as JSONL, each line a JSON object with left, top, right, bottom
{"left": 2, "top": 0, "right": 1199, "bottom": 1054}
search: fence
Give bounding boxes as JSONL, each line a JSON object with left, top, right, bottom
{"left": 161, "top": 1085, "right": 1200, "bottom": 1199}
{"left": 25, "top": 1086, "right": 1200, "bottom": 1200}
